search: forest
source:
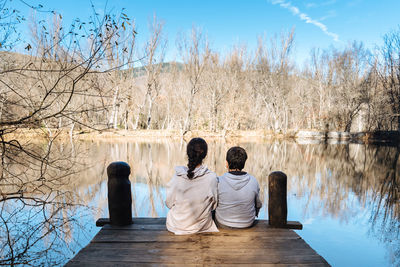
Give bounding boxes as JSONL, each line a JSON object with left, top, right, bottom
{"left": 1, "top": 2, "right": 400, "bottom": 138}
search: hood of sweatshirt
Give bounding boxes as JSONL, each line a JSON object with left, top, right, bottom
{"left": 221, "top": 172, "right": 251, "bottom": 190}
{"left": 175, "top": 165, "right": 211, "bottom": 179}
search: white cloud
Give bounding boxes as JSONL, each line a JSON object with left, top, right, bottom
{"left": 319, "top": 10, "right": 337, "bottom": 21}
{"left": 305, "top": 0, "right": 337, "bottom": 9}
{"left": 270, "top": 0, "right": 340, "bottom": 42}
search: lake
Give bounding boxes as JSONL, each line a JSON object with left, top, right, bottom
{"left": 1, "top": 138, "right": 399, "bottom": 266}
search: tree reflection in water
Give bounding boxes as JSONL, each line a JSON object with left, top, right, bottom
{"left": 0, "top": 137, "right": 95, "bottom": 266}
{"left": 1, "top": 139, "right": 399, "bottom": 265}
{"left": 369, "top": 145, "right": 400, "bottom": 265}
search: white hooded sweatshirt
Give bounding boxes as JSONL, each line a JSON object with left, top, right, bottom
{"left": 166, "top": 165, "right": 219, "bottom": 235}
{"left": 215, "top": 172, "right": 262, "bottom": 228}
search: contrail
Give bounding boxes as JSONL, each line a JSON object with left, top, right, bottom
{"left": 271, "top": 0, "right": 340, "bottom": 42}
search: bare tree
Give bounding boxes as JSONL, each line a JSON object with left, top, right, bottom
{"left": 251, "top": 30, "right": 294, "bottom": 132}
{"left": 134, "top": 15, "right": 166, "bottom": 130}
{"left": 377, "top": 27, "right": 400, "bottom": 131}
{"left": 0, "top": 0, "right": 26, "bottom": 50}
{"left": 0, "top": 3, "right": 136, "bottom": 265}
{"left": 202, "top": 52, "right": 227, "bottom": 131}
{"left": 177, "top": 26, "right": 209, "bottom": 134}
{"left": 101, "top": 11, "right": 137, "bottom": 130}
{"left": 217, "top": 46, "right": 249, "bottom": 131}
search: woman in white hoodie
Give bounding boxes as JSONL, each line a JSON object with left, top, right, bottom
{"left": 166, "top": 138, "right": 218, "bottom": 235}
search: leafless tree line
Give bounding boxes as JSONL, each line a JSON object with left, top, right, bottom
{"left": 1, "top": 7, "right": 400, "bottom": 135}
{"left": 37, "top": 24, "right": 399, "bottom": 134}
{"left": 10, "top": 24, "right": 399, "bottom": 134}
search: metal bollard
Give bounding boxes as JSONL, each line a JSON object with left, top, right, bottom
{"left": 107, "top": 161, "right": 133, "bottom": 226}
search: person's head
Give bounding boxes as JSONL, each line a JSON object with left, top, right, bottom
{"left": 186, "top": 137, "right": 208, "bottom": 179}
{"left": 226, "top": 146, "right": 247, "bottom": 171}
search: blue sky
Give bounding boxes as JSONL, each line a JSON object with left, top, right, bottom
{"left": 11, "top": 0, "right": 400, "bottom": 65}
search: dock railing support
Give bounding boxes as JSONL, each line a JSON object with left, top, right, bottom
{"left": 106, "top": 161, "right": 133, "bottom": 226}
{"left": 268, "top": 171, "right": 287, "bottom": 226}
{"left": 268, "top": 171, "right": 301, "bottom": 229}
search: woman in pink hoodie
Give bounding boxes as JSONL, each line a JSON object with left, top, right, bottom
{"left": 166, "top": 138, "right": 218, "bottom": 235}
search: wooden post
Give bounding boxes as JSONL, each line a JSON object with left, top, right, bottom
{"left": 107, "top": 161, "right": 133, "bottom": 226}
{"left": 268, "top": 171, "right": 287, "bottom": 227}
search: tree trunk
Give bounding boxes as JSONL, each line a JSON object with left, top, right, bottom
{"left": 124, "top": 111, "right": 128, "bottom": 130}
{"left": 113, "top": 104, "right": 119, "bottom": 129}
{"left": 397, "top": 114, "right": 400, "bottom": 132}
{"left": 109, "top": 86, "right": 119, "bottom": 129}
{"left": 183, "top": 90, "right": 195, "bottom": 134}
{"left": 146, "top": 95, "right": 153, "bottom": 129}
{"left": 134, "top": 96, "right": 147, "bottom": 130}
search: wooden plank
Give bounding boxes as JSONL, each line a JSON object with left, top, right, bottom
{"left": 74, "top": 247, "right": 319, "bottom": 257}
{"left": 92, "top": 229, "right": 301, "bottom": 243}
{"left": 85, "top": 238, "right": 311, "bottom": 250}
{"left": 99, "top": 220, "right": 302, "bottom": 230}
{"left": 66, "top": 262, "right": 329, "bottom": 267}
{"left": 68, "top": 244, "right": 328, "bottom": 265}
{"left": 269, "top": 220, "right": 302, "bottom": 229}
{"left": 66, "top": 263, "right": 197, "bottom": 267}
{"left": 95, "top": 228, "right": 300, "bottom": 237}
{"left": 70, "top": 247, "right": 327, "bottom": 264}
{"left": 101, "top": 223, "right": 167, "bottom": 231}
{"left": 96, "top": 218, "right": 302, "bottom": 230}
{"left": 97, "top": 217, "right": 166, "bottom": 226}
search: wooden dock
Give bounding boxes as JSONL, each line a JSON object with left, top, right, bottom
{"left": 66, "top": 217, "right": 330, "bottom": 266}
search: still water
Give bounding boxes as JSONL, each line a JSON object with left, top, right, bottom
{"left": 1, "top": 139, "right": 399, "bottom": 266}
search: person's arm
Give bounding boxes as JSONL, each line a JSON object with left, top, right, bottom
{"left": 211, "top": 175, "right": 218, "bottom": 211}
{"left": 165, "top": 176, "right": 176, "bottom": 209}
{"left": 255, "top": 184, "right": 262, "bottom": 217}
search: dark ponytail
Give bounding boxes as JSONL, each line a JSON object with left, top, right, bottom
{"left": 186, "top": 138, "right": 208, "bottom": 179}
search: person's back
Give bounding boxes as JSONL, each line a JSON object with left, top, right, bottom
{"left": 166, "top": 138, "right": 218, "bottom": 235}
{"left": 215, "top": 147, "right": 262, "bottom": 228}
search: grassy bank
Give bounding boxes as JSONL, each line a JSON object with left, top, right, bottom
{"left": 4, "top": 128, "right": 400, "bottom": 144}
{"left": 4, "top": 128, "right": 293, "bottom": 142}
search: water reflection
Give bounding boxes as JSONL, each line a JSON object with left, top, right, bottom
{"left": 1, "top": 139, "right": 399, "bottom": 266}
{"left": 0, "top": 138, "right": 97, "bottom": 266}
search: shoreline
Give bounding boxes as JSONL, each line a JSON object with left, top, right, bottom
{"left": 3, "top": 128, "right": 400, "bottom": 144}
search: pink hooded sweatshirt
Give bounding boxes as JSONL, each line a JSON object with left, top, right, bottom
{"left": 166, "top": 165, "right": 218, "bottom": 235}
